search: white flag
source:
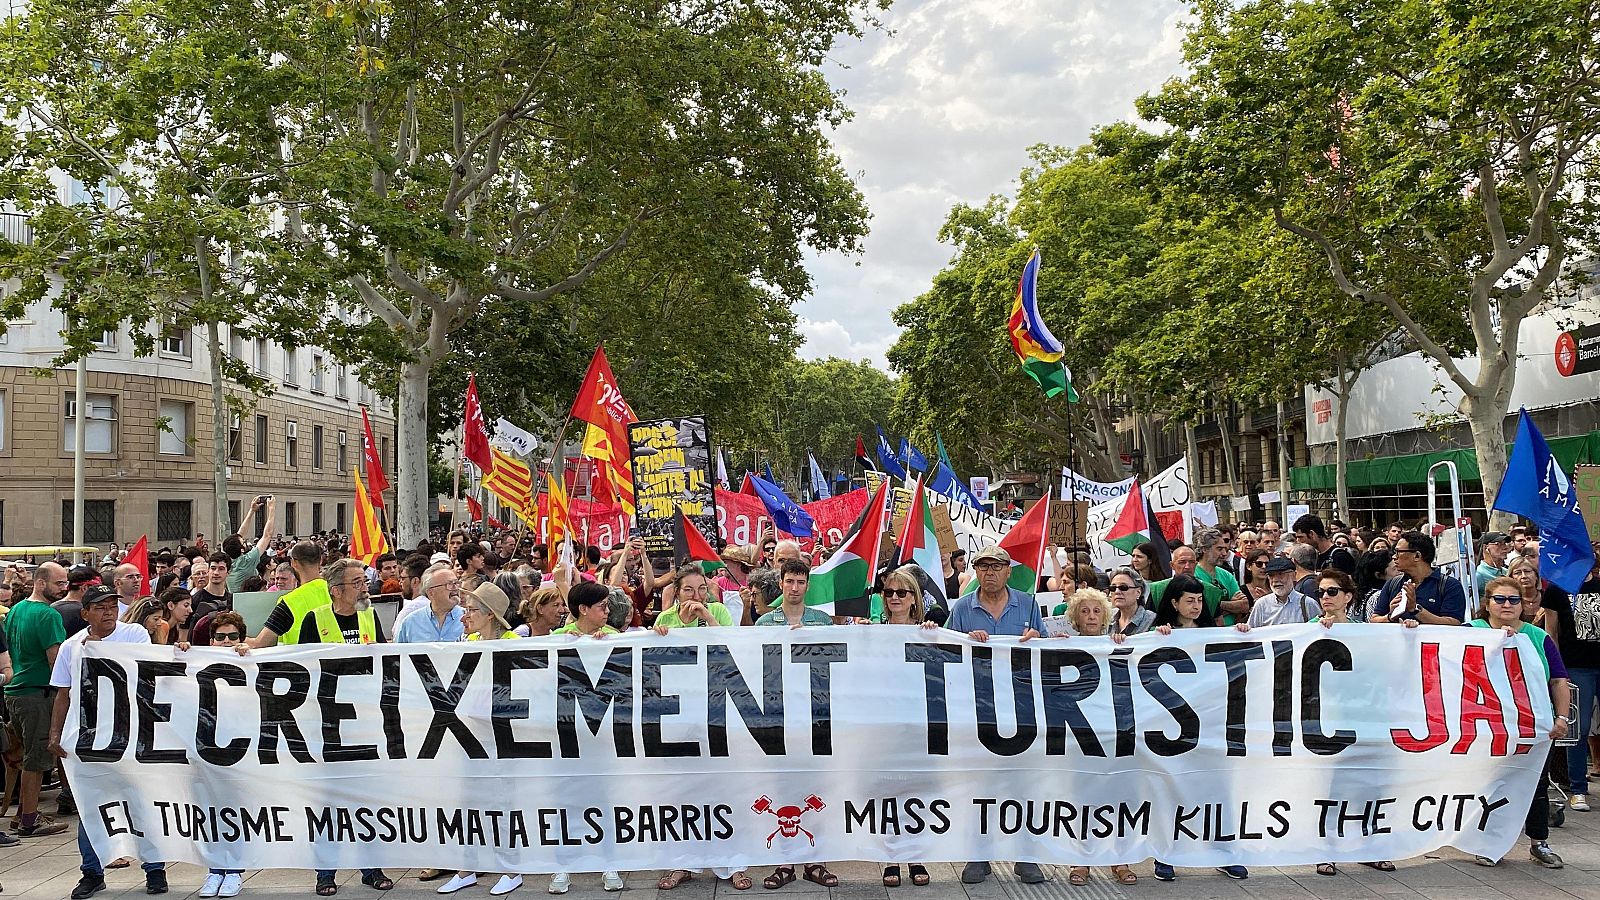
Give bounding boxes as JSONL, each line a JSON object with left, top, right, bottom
{"left": 493, "top": 417, "right": 539, "bottom": 457}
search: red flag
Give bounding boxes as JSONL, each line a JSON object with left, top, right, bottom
{"left": 568, "top": 347, "right": 637, "bottom": 515}
{"left": 855, "top": 435, "right": 871, "bottom": 470}
{"left": 124, "top": 535, "right": 153, "bottom": 598}
{"left": 463, "top": 375, "right": 493, "bottom": 474}
{"left": 740, "top": 473, "right": 758, "bottom": 496}
{"left": 360, "top": 407, "right": 389, "bottom": 509}
{"left": 467, "top": 495, "right": 484, "bottom": 523}
{"left": 488, "top": 514, "right": 507, "bottom": 530}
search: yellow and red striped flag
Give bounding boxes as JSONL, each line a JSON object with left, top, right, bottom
{"left": 350, "top": 470, "right": 389, "bottom": 565}
{"left": 546, "top": 472, "right": 570, "bottom": 556}
{"left": 482, "top": 447, "right": 534, "bottom": 517}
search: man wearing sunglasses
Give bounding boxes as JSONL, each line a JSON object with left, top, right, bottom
{"left": 1370, "top": 531, "right": 1466, "bottom": 626}
{"left": 48, "top": 587, "right": 165, "bottom": 898}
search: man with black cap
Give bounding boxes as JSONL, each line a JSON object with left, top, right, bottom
{"left": 1247, "top": 557, "right": 1320, "bottom": 627}
{"left": 48, "top": 586, "right": 162, "bottom": 897}
{"left": 947, "top": 544, "right": 1044, "bottom": 885}
{"left": 1476, "top": 531, "right": 1512, "bottom": 597}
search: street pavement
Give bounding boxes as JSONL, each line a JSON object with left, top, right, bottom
{"left": 1, "top": 792, "right": 1598, "bottom": 900}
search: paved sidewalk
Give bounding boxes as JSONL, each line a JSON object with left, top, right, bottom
{"left": 1, "top": 800, "right": 1596, "bottom": 900}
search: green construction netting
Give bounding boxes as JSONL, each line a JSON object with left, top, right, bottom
{"left": 1291, "top": 431, "right": 1600, "bottom": 491}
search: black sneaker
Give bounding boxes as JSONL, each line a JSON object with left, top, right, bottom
{"left": 71, "top": 873, "right": 106, "bottom": 899}
{"left": 146, "top": 869, "right": 169, "bottom": 894}
{"left": 57, "top": 798, "right": 77, "bottom": 817}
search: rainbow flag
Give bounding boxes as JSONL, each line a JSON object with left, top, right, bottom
{"left": 1009, "top": 250, "right": 1078, "bottom": 401}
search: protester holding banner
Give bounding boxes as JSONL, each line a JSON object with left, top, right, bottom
{"left": 248, "top": 541, "right": 333, "bottom": 648}
{"left": 1105, "top": 567, "right": 1155, "bottom": 637}
{"left": 395, "top": 569, "right": 465, "bottom": 643}
{"left": 1246, "top": 558, "right": 1320, "bottom": 628}
{"left": 1152, "top": 575, "right": 1212, "bottom": 634}
{"left": 552, "top": 582, "right": 620, "bottom": 637}
{"left": 755, "top": 560, "right": 833, "bottom": 628}
{"left": 1471, "top": 576, "right": 1570, "bottom": 869}
{"left": 513, "top": 587, "right": 565, "bottom": 637}
{"left": 460, "top": 582, "right": 518, "bottom": 642}
{"left": 653, "top": 567, "right": 734, "bottom": 630}
{"left": 1065, "top": 588, "right": 1139, "bottom": 891}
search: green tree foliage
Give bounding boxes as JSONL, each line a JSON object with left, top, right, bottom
{"left": 1139, "top": 0, "right": 1600, "bottom": 514}
{"left": 762, "top": 356, "right": 895, "bottom": 480}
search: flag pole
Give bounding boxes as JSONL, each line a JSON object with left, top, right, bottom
{"left": 450, "top": 418, "right": 465, "bottom": 531}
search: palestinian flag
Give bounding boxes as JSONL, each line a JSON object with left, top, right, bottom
{"left": 895, "top": 475, "right": 947, "bottom": 601}
{"left": 674, "top": 508, "right": 725, "bottom": 575}
{"left": 1104, "top": 479, "right": 1173, "bottom": 572}
{"left": 856, "top": 435, "right": 874, "bottom": 471}
{"left": 963, "top": 495, "right": 1051, "bottom": 595}
{"left": 805, "top": 480, "right": 890, "bottom": 617}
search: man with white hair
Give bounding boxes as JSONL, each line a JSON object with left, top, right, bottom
{"left": 773, "top": 540, "right": 803, "bottom": 567}
{"left": 394, "top": 568, "right": 465, "bottom": 642}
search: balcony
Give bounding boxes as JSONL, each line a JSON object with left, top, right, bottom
{"left": 0, "top": 212, "right": 32, "bottom": 246}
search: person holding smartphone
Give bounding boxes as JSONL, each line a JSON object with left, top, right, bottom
{"left": 1370, "top": 531, "right": 1466, "bottom": 626}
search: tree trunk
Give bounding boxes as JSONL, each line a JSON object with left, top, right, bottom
{"left": 1466, "top": 392, "right": 1512, "bottom": 529}
{"left": 1217, "top": 409, "right": 1241, "bottom": 496}
{"left": 1276, "top": 400, "right": 1291, "bottom": 523}
{"left": 1185, "top": 421, "right": 1200, "bottom": 487}
{"left": 207, "top": 320, "right": 229, "bottom": 539}
{"left": 395, "top": 357, "right": 432, "bottom": 547}
{"left": 1333, "top": 356, "right": 1353, "bottom": 524}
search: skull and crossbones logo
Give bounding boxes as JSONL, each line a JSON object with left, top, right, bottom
{"left": 752, "top": 795, "right": 825, "bottom": 847}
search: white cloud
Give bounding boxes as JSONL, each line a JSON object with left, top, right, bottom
{"left": 797, "top": 0, "right": 1190, "bottom": 372}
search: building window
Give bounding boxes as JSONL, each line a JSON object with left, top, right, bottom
{"left": 228, "top": 500, "right": 241, "bottom": 534}
{"left": 228, "top": 330, "right": 245, "bottom": 362}
{"left": 156, "top": 499, "right": 192, "bottom": 542}
{"left": 62, "top": 499, "right": 115, "bottom": 544}
{"left": 254, "top": 337, "right": 269, "bottom": 374}
{"left": 285, "top": 502, "right": 298, "bottom": 537}
{"left": 286, "top": 420, "right": 298, "bottom": 468}
{"left": 312, "top": 502, "right": 323, "bottom": 534}
{"left": 157, "top": 399, "right": 193, "bottom": 456}
{"left": 254, "top": 414, "right": 268, "bottom": 463}
{"left": 312, "top": 424, "right": 324, "bottom": 470}
{"left": 337, "top": 430, "right": 348, "bottom": 473}
{"left": 228, "top": 413, "right": 242, "bottom": 462}
{"left": 93, "top": 329, "right": 116, "bottom": 351}
{"left": 335, "top": 364, "right": 348, "bottom": 399}
{"left": 63, "top": 392, "right": 117, "bottom": 454}
{"left": 310, "top": 354, "right": 325, "bottom": 394}
{"left": 380, "top": 435, "right": 390, "bottom": 476}
{"left": 336, "top": 503, "right": 347, "bottom": 534}
{"left": 0, "top": 388, "right": 6, "bottom": 451}
{"left": 160, "top": 322, "right": 190, "bottom": 357}
{"left": 284, "top": 348, "right": 299, "bottom": 387}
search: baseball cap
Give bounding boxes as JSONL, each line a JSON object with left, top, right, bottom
{"left": 1264, "top": 557, "right": 1296, "bottom": 574}
{"left": 1481, "top": 531, "right": 1511, "bottom": 545}
{"left": 971, "top": 545, "right": 1011, "bottom": 566}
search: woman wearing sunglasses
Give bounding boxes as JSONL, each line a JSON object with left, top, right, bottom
{"left": 869, "top": 568, "right": 938, "bottom": 888}
{"left": 1470, "top": 577, "right": 1570, "bottom": 869}
{"left": 1104, "top": 567, "right": 1155, "bottom": 636}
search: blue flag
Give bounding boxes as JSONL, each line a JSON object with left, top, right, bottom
{"left": 874, "top": 427, "right": 908, "bottom": 480}
{"left": 1493, "top": 409, "right": 1595, "bottom": 592}
{"left": 748, "top": 474, "right": 815, "bottom": 537}
{"left": 763, "top": 460, "right": 777, "bottom": 487}
{"left": 808, "top": 452, "right": 832, "bottom": 501}
{"left": 929, "top": 458, "right": 983, "bottom": 510}
{"left": 898, "top": 438, "right": 929, "bottom": 473}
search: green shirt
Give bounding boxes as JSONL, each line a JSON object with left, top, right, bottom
{"left": 754, "top": 606, "right": 834, "bottom": 626}
{"left": 227, "top": 547, "right": 264, "bottom": 592}
{"left": 5, "top": 599, "right": 66, "bottom": 694}
{"left": 552, "top": 623, "right": 620, "bottom": 636}
{"left": 1195, "top": 565, "right": 1241, "bottom": 626}
{"left": 656, "top": 604, "right": 734, "bottom": 628}
{"left": 1146, "top": 576, "right": 1224, "bottom": 624}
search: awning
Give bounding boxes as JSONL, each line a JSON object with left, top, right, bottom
{"left": 1290, "top": 430, "right": 1600, "bottom": 492}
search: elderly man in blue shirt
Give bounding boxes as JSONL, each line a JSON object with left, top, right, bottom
{"left": 946, "top": 545, "right": 1043, "bottom": 884}
{"left": 395, "top": 568, "right": 465, "bottom": 643}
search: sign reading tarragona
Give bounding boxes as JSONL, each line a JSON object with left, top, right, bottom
{"left": 66, "top": 626, "right": 1548, "bottom": 872}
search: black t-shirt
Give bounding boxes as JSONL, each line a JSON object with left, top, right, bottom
{"left": 188, "top": 590, "right": 233, "bottom": 630}
{"left": 1317, "top": 545, "right": 1357, "bottom": 576}
{"left": 945, "top": 573, "right": 961, "bottom": 599}
{"left": 53, "top": 600, "right": 85, "bottom": 638}
{"left": 1542, "top": 577, "right": 1600, "bottom": 670}
{"left": 296, "top": 610, "right": 388, "bottom": 645}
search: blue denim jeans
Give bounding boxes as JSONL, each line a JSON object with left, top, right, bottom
{"left": 317, "top": 869, "right": 385, "bottom": 881}
{"left": 1565, "top": 667, "right": 1599, "bottom": 794}
{"left": 78, "top": 825, "right": 163, "bottom": 877}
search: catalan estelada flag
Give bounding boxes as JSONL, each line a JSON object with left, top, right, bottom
{"left": 1009, "top": 249, "right": 1078, "bottom": 401}
{"left": 350, "top": 471, "right": 389, "bottom": 565}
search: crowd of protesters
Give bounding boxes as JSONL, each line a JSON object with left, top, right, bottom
{"left": 0, "top": 502, "right": 1590, "bottom": 897}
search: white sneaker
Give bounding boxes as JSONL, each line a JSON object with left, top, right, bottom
{"left": 439, "top": 873, "right": 479, "bottom": 894}
{"left": 1570, "top": 794, "right": 1590, "bottom": 812}
{"left": 602, "top": 871, "right": 625, "bottom": 892}
{"left": 491, "top": 875, "right": 524, "bottom": 896}
{"left": 219, "top": 873, "right": 244, "bottom": 898}
{"left": 199, "top": 873, "right": 224, "bottom": 898}
{"left": 548, "top": 873, "right": 571, "bottom": 895}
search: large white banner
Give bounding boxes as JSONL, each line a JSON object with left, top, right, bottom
{"left": 1060, "top": 466, "right": 1135, "bottom": 504}
{"left": 66, "top": 625, "right": 1547, "bottom": 872}
{"left": 1086, "top": 457, "right": 1192, "bottom": 570}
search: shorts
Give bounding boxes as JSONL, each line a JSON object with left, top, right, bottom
{"left": 5, "top": 691, "right": 56, "bottom": 772}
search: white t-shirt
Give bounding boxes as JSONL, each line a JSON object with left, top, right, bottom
{"left": 1247, "top": 590, "right": 1319, "bottom": 628}
{"left": 390, "top": 596, "right": 431, "bottom": 633}
{"left": 50, "top": 621, "right": 151, "bottom": 689}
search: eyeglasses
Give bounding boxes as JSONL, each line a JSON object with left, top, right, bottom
{"left": 462, "top": 604, "right": 483, "bottom": 615}
{"left": 883, "top": 589, "right": 915, "bottom": 598}
{"left": 1316, "top": 587, "right": 1346, "bottom": 597}
{"left": 211, "top": 632, "right": 243, "bottom": 642}
{"left": 1108, "top": 584, "right": 1140, "bottom": 592}
{"left": 339, "top": 579, "right": 368, "bottom": 588}
{"left": 973, "top": 562, "right": 1006, "bottom": 571}
{"left": 1251, "top": 561, "right": 1267, "bottom": 568}
{"left": 1489, "top": 594, "right": 1523, "bottom": 605}
{"left": 1394, "top": 548, "right": 1419, "bottom": 556}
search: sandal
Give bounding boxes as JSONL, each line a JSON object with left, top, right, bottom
{"left": 659, "top": 871, "right": 694, "bottom": 890}
{"left": 1317, "top": 863, "right": 1337, "bottom": 877}
{"left": 1111, "top": 866, "right": 1136, "bottom": 885}
{"left": 909, "top": 865, "right": 930, "bottom": 887}
{"left": 1068, "top": 867, "right": 1088, "bottom": 886}
{"left": 316, "top": 874, "right": 338, "bottom": 896}
{"left": 763, "top": 867, "right": 796, "bottom": 890}
{"left": 883, "top": 866, "right": 901, "bottom": 888}
{"left": 803, "top": 865, "right": 839, "bottom": 888}
{"left": 1361, "top": 861, "right": 1396, "bottom": 872}
{"left": 731, "top": 872, "right": 754, "bottom": 891}
{"left": 361, "top": 872, "right": 394, "bottom": 891}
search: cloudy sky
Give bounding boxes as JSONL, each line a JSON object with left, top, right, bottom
{"left": 796, "top": 0, "right": 1190, "bottom": 369}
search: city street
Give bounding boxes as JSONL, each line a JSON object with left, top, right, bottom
{"left": 1, "top": 793, "right": 1597, "bottom": 900}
